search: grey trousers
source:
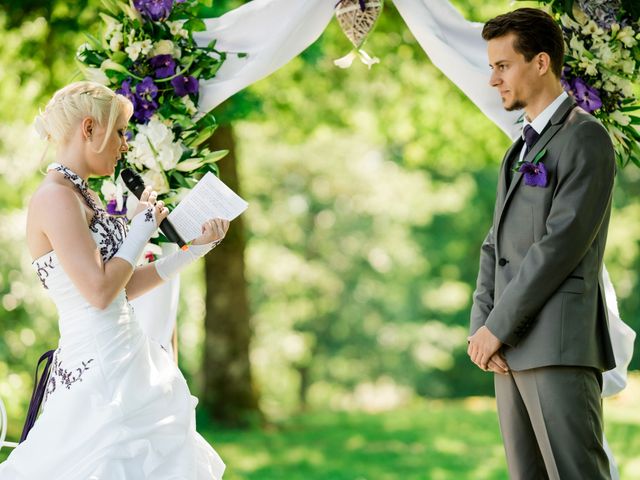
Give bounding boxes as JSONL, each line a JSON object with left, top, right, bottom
{"left": 494, "top": 366, "right": 611, "bottom": 480}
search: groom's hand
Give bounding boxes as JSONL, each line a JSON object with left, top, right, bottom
{"left": 486, "top": 352, "right": 509, "bottom": 375}
{"left": 467, "top": 326, "right": 503, "bottom": 371}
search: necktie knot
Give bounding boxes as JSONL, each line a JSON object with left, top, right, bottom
{"left": 523, "top": 124, "right": 540, "bottom": 155}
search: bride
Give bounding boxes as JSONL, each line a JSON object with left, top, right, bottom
{"left": 0, "top": 81, "right": 227, "bottom": 479}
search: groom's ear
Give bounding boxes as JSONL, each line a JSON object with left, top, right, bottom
{"left": 535, "top": 52, "right": 552, "bottom": 77}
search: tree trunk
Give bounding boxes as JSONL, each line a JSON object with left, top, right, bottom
{"left": 201, "top": 123, "right": 261, "bottom": 427}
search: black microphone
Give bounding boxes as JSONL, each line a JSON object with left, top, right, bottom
{"left": 120, "top": 168, "right": 186, "bottom": 248}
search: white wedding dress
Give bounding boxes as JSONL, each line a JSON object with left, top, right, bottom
{"left": 0, "top": 165, "right": 225, "bottom": 479}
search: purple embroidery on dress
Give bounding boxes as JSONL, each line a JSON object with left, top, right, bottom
{"left": 43, "top": 349, "right": 94, "bottom": 404}
{"left": 144, "top": 208, "right": 154, "bottom": 223}
{"left": 35, "top": 255, "right": 55, "bottom": 289}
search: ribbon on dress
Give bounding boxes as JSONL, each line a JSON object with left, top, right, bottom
{"left": 20, "top": 350, "right": 55, "bottom": 443}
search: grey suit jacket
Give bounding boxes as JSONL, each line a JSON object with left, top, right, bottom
{"left": 470, "top": 97, "right": 616, "bottom": 372}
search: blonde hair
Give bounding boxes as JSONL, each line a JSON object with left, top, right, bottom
{"left": 34, "top": 81, "right": 133, "bottom": 153}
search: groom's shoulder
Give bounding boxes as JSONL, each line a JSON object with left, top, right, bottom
{"left": 563, "top": 106, "right": 609, "bottom": 140}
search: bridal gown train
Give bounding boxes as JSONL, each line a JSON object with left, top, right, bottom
{"left": 0, "top": 164, "right": 225, "bottom": 479}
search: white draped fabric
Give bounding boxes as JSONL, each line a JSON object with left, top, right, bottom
{"left": 192, "top": 0, "right": 635, "bottom": 399}
{"left": 194, "top": 0, "right": 335, "bottom": 113}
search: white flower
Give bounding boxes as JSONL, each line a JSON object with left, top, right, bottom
{"left": 569, "top": 35, "right": 587, "bottom": 56}
{"left": 560, "top": 13, "right": 581, "bottom": 30}
{"left": 621, "top": 59, "right": 636, "bottom": 75}
{"left": 140, "top": 39, "right": 153, "bottom": 56}
{"left": 101, "top": 14, "right": 121, "bottom": 39}
{"left": 617, "top": 26, "right": 637, "bottom": 48}
{"left": 129, "top": 132, "right": 158, "bottom": 170}
{"left": 144, "top": 118, "right": 173, "bottom": 147}
{"left": 152, "top": 40, "right": 176, "bottom": 57}
{"left": 101, "top": 179, "right": 125, "bottom": 211}
{"left": 578, "top": 56, "right": 599, "bottom": 76}
{"left": 109, "top": 30, "right": 124, "bottom": 52}
{"left": 156, "top": 141, "right": 183, "bottom": 170}
{"left": 168, "top": 20, "right": 189, "bottom": 39}
{"left": 181, "top": 95, "right": 197, "bottom": 115}
{"left": 582, "top": 20, "right": 604, "bottom": 37}
{"left": 77, "top": 43, "right": 92, "bottom": 55}
{"left": 83, "top": 67, "right": 109, "bottom": 85}
{"left": 596, "top": 43, "right": 620, "bottom": 68}
{"left": 611, "top": 110, "right": 631, "bottom": 127}
{"left": 125, "top": 42, "right": 142, "bottom": 62}
{"left": 571, "top": 5, "right": 589, "bottom": 25}
{"left": 142, "top": 169, "right": 170, "bottom": 194}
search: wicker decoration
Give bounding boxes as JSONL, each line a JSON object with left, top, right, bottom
{"left": 334, "top": 0, "right": 384, "bottom": 69}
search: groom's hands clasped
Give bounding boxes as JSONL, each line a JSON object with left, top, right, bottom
{"left": 467, "top": 326, "right": 508, "bottom": 374}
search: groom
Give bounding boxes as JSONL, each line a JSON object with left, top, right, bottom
{"left": 467, "top": 8, "right": 616, "bottom": 479}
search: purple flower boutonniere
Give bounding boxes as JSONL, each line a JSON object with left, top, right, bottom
{"left": 517, "top": 148, "right": 548, "bottom": 188}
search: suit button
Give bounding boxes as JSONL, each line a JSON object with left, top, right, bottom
{"left": 498, "top": 258, "right": 508, "bottom": 267}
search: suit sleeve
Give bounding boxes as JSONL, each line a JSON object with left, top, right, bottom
{"left": 485, "top": 121, "right": 615, "bottom": 346}
{"left": 470, "top": 226, "right": 496, "bottom": 335}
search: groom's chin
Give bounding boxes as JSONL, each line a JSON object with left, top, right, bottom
{"left": 504, "top": 100, "right": 525, "bottom": 112}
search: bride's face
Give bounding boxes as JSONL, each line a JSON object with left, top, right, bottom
{"left": 86, "top": 113, "right": 130, "bottom": 177}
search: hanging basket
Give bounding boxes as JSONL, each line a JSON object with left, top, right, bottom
{"left": 334, "top": 0, "right": 384, "bottom": 69}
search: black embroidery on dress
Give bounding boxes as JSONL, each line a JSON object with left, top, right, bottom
{"left": 50, "top": 164, "right": 129, "bottom": 262}
{"left": 144, "top": 208, "right": 154, "bottom": 223}
{"left": 43, "top": 348, "right": 94, "bottom": 405}
{"left": 34, "top": 255, "right": 56, "bottom": 289}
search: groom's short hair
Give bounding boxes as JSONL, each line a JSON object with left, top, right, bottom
{"left": 482, "top": 8, "right": 564, "bottom": 78}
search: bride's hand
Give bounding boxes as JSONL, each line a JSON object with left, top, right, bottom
{"left": 191, "top": 218, "right": 230, "bottom": 246}
{"left": 132, "top": 186, "right": 169, "bottom": 224}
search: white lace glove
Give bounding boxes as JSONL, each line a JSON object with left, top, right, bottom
{"left": 153, "top": 240, "right": 221, "bottom": 281}
{"left": 113, "top": 207, "right": 158, "bottom": 267}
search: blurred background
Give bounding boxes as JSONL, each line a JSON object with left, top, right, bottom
{"left": 0, "top": 0, "right": 638, "bottom": 478}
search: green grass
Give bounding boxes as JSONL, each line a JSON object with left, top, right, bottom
{"left": 201, "top": 391, "right": 640, "bottom": 480}
{"left": 2, "top": 394, "right": 640, "bottom": 479}
{"left": 203, "top": 398, "right": 507, "bottom": 480}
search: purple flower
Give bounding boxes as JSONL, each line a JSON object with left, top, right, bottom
{"left": 136, "top": 76, "right": 159, "bottom": 101}
{"left": 106, "top": 197, "right": 128, "bottom": 216}
{"left": 149, "top": 54, "right": 176, "bottom": 78}
{"left": 133, "top": 0, "right": 174, "bottom": 21}
{"left": 560, "top": 67, "right": 573, "bottom": 94}
{"left": 116, "top": 79, "right": 137, "bottom": 108}
{"left": 133, "top": 98, "right": 159, "bottom": 123}
{"left": 519, "top": 161, "right": 548, "bottom": 188}
{"left": 572, "top": 77, "right": 602, "bottom": 113}
{"left": 171, "top": 75, "right": 199, "bottom": 97}
{"left": 577, "top": 0, "right": 620, "bottom": 29}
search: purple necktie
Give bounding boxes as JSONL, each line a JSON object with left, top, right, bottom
{"left": 523, "top": 124, "right": 540, "bottom": 156}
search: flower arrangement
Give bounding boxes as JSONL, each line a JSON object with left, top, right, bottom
{"left": 523, "top": 0, "right": 640, "bottom": 167}
{"left": 76, "top": 0, "right": 229, "bottom": 229}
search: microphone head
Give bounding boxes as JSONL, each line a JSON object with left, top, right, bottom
{"left": 120, "top": 168, "right": 146, "bottom": 198}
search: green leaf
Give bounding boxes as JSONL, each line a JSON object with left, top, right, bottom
{"left": 533, "top": 148, "right": 547, "bottom": 165}
{"left": 184, "top": 18, "right": 206, "bottom": 32}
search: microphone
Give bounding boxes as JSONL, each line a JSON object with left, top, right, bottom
{"left": 120, "top": 168, "right": 186, "bottom": 248}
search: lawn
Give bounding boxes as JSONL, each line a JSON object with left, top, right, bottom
{"left": 203, "top": 381, "right": 640, "bottom": 480}
{"left": 2, "top": 381, "right": 639, "bottom": 479}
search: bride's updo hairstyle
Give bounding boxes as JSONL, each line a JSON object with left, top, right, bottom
{"left": 34, "top": 81, "right": 133, "bottom": 153}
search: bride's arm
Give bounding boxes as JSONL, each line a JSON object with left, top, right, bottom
{"left": 124, "top": 218, "right": 229, "bottom": 300}
{"left": 33, "top": 184, "right": 163, "bottom": 309}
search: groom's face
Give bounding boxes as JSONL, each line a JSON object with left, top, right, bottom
{"left": 487, "top": 33, "right": 540, "bottom": 111}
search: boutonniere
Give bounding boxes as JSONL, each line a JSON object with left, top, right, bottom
{"left": 513, "top": 148, "right": 548, "bottom": 188}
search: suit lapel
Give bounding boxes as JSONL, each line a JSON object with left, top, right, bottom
{"left": 498, "top": 139, "right": 523, "bottom": 206}
{"left": 494, "top": 97, "right": 577, "bottom": 237}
